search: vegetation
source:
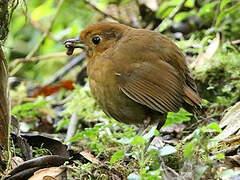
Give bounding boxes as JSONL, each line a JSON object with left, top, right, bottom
{"left": 1, "top": 0, "right": 240, "bottom": 179}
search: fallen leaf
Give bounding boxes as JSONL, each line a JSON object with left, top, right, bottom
{"left": 159, "top": 145, "right": 177, "bottom": 156}
{"left": 227, "top": 155, "right": 240, "bottom": 166}
{"left": 190, "top": 33, "right": 220, "bottom": 69}
{"left": 43, "top": 176, "right": 56, "bottom": 180}
{"left": 161, "top": 124, "right": 186, "bottom": 134}
{"left": 28, "top": 167, "right": 66, "bottom": 180}
{"left": 80, "top": 151, "right": 100, "bottom": 164}
{"left": 20, "top": 134, "right": 69, "bottom": 158}
{"left": 214, "top": 145, "right": 240, "bottom": 155}
{"left": 216, "top": 102, "right": 240, "bottom": 140}
{"left": 149, "top": 136, "right": 165, "bottom": 151}
{"left": 10, "top": 156, "right": 24, "bottom": 170}
{"left": 11, "top": 133, "right": 33, "bottom": 160}
{"left": 8, "top": 155, "right": 68, "bottom": 177}
{"left": 30, "top": 80, "right": 75, "bottom": 98}
{"left": 5, "top": 167, "right": 41, "bottom": 180}
{"left": 161, "top": 163, "right": 179, "bottom": 179}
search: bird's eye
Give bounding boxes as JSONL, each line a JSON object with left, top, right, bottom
{"left": 92, "top": 36, "right": 101, "bottom": 45}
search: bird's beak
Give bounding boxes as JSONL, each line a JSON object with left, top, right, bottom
{"left": 64, "top": 38, "right": 84, "bottom": 56}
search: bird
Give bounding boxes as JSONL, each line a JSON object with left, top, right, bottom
{"left": 64, "top": 22, "right": 201, "bottom": 146}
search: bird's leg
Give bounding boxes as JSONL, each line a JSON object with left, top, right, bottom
{"left": 137, "top": 116, "right": 152, "bottom": 136}
{"left": 125, "top": 116, "right": 152, "bottom": 154}
{"left": 125, "top": 114, "right": 166, "bottom": 154}
{"left": 145, "top": 114, "right": 167, "bottom": 152}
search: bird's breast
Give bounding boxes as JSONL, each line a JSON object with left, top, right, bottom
{"left": 87, "top": 55, "right": 120, "bottom": 108}
{"left": 87, "top": 55, "right": 147, "bottom": 124}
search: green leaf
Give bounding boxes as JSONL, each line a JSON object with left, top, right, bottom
{"left": 158, "top": 19, "right": 172, "bottom": 32}
{"left": 185, "top": 0, "right": 195, "bottom": 8}
{"left": 110, "top": 150, "right": 125, "bottom": 163}
{"left": 220, "top": 0, "right": 232, "bottom": 10}
{"left": 130, "top": 136, "right": 146, "bottom": 146}
{"left": 32, "top": 0, "right": 55, "bottom": 21}
{"left": 120, "top": 0, "right": 133, "bottom": 5}
{"left": 159, "top": 145, "right": 177, "bottom": 156}
{"left": 174, "top": 11, "right": 191, "bottom": 23}
{"left": 156, "top": 0, "right": 183, "bottom": 18}
{"left": 199, "top": 2, "right": 218, "bottom": 16}
{"left": 184, "top": 141, "right": 196, "bottom": 158}
{"left": 164, "top": 108, "right": 192, "bottom": 127}
{"left": 215, "top": 153, "right": 225, "bottom": 160}
{"left": 210, "top": 153, "right": 225, "bottom": 160}
{"left": 154, "top": 129, "right": 159, "bottom": 136}
{"left": 205, "top": 122, "right": 222, "bottom": 133}
{"left": 56, "top": 118, "right": 70, "bottom": 132}
{"left": 216, "top": 2, "right": 240, "bottom": 26}
{"left": 12, "top": 97, "right": 48, "bottom": 119}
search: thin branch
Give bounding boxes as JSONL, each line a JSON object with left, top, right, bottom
{"left": 154, "top": 0, "right": 187, "bottom": 32}
{"left": 83, "top": 0, "right": 123, "bottom": 23}
{"left": 65, "top": 113, "right": 79, "bottom": 148}
{"left": 9, "top": 0, "right": 19, "bottom": 21}
{"left": 10, "top": 0, "right": 66, "bottom": 76}
{"left": 9, "top": 52, "right": 80, "bottom": 69}
{"left": 43, "top": 53, "right": 86, "bottom": 86}
{"left": 231, "top": 39, "right": 240, "bottom": 44}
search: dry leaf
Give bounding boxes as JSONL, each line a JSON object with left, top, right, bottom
{"left": 227, "top": 155, "right": 240, "bottom": 166}
{"left": 161, "top": 124, "right": 185, "bottom": 134}
{"left": 80, "top": 151, "right": 100, "bottom": 164}
{"left": 190, "top": 33, "right": 220, "bottom": 69}
{"left": 43, "top": 176, "right": 57, "bottom": 180}
{"left": 28, "top": 167, "right": 66, "bottom": 180}
{"left": 10, "top": 156, "right": 24, "bottom": 170}
{"left": 8, "top": 155, "right": 68, "bottom": 177}
{"left": 216, "top": 102, "right": 240, "bottom": 141}
{"left": 19, "top": 134, "right": 69, "bottom": 158}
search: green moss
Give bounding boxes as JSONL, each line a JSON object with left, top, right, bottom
{"left": 193, "top": 48, "right": 240, "bottom": 113}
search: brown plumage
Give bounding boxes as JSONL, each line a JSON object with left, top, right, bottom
{"left": 65, "top": 22, "right": 201, "bottom": 131}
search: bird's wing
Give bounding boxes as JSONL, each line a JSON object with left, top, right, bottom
{"left": 115, "top": 61, "right": 184, "bottom": 113}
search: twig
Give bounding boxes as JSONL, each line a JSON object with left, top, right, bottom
{"left": 230, "top": 39, "right": 240, "bottom": 44}
{"left": 10, "top": 52, "right": 66, "bottom": 67}
{"left": 154, "top": 0, "right": 187, "bottom": 32}
{"left": 9, "top": 0, "right": 19, "bottom": 21}
{"left": 224, "top": 77, "right": 240, "bottom": 82}
{"left": 222, "top": 135, "right": 240, "bottom": 144}
{"left": 43, "top": 53, "right": 86, "bottom": 86}
{"left": 10, "top": 0, "right": 66, "bottom": 76}
{"left": 228, "top": 39, "right": 240, "bottom": 53}
{"left": 83, "top": 0, "right": 122, "bottom": 23}
{"left": 65, "top": 113, "right": 79, "bottom": 148}
{"left": 10, "top": 51, "right": 81, "bottom": 69}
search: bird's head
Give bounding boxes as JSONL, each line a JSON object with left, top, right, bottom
{"left": 64, "top": 22, "right": 129, "bottom": 58}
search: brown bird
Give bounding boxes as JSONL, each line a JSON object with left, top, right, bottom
{"left": 65, "top": 22, "right": 201, "bottom": 143}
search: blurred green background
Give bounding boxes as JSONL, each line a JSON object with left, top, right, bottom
{"left": 6, "top": 0, "right": 240, "bottom": 83}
